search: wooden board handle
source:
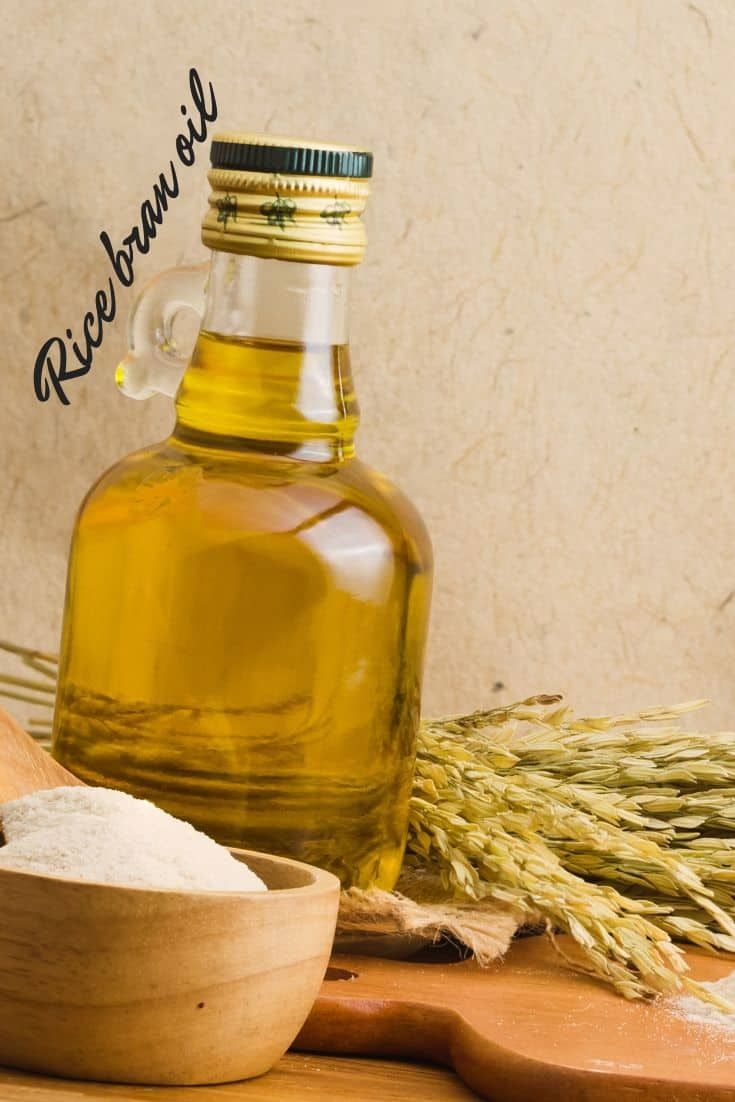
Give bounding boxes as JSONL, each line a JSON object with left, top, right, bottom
{"left": 297, "top": 996, "right": 457, "bottom": 1066}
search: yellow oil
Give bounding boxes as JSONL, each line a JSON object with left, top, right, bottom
{"left": 52, "top": 331, "right": 432, "bottom": 889}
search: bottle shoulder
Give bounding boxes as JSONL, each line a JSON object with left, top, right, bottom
{"left": 75, "top": 444, "right": 432, "bottom": 570}
{"left": 334, "top": 458, "right": 433, "bottom": 570}
{"left": 74, "top": 440, "right": 174, "bottom": 516}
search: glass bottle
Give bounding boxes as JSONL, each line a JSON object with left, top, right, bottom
{"left": 52, "top": 134, "right": 433, "bottom": 889}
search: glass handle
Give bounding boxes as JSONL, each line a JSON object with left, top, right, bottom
{"left": 115, "top": 262, "right": 210, "bottom": 400}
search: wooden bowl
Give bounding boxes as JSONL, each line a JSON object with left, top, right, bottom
{"left": 0, "top": 848, "right": 339, "bottom": 1085}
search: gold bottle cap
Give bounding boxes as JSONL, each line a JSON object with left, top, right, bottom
{"left": 202, "top": 132, "right": 373, "bottom": 266}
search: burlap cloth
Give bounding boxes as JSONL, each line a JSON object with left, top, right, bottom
{"left": 336, "top": 871, "right": 531, "bottom": 963}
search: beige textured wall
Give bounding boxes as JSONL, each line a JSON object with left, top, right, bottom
{"left": 2, "top": 0, "right": 735, "bottom": 725}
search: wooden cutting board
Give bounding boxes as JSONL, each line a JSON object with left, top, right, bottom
{"left": 296, "top": 936, "right": 735, "bottom": 1101}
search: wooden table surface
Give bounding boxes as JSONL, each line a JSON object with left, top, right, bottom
{"left": 0, "top": 1053, "right": 481, "bottom": 1100}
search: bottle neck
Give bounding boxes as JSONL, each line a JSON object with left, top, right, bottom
{"left": 173, "top": 252, "right": 358, "bottom": 461}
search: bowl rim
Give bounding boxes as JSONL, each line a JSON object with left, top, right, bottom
{"left": 0, "top": 846, "right": 340, "bottom": 900}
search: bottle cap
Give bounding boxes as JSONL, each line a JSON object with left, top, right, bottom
{"left": 202, "top": 132, "right": 373, "bottom": 265}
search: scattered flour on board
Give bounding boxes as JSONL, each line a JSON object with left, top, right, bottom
{"left": 673, "top": 974, "right": 735, "bottom": 1035}
{"left": 0, "top": 786, "right": 267, "bottom": 892}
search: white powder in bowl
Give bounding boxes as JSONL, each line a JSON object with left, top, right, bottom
{"left": 0, "top": 786, "right": 267, "bottom": 893}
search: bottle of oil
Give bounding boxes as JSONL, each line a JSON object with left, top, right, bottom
{"left": 52, "top": 133, "right": 433, "bottom": 889}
